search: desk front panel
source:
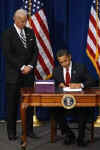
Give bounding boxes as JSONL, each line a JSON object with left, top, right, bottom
{"left": 21, "top": 92, "right": 97, "bottom": 107}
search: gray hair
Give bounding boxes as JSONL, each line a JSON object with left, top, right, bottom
{"left": 14, "top": 9, "right": 27, "bottom": 17}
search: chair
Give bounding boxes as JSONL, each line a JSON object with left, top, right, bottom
{"left": 50, "top": 109, "right": 96, "bottom": 143}
{"left": 45, "top": 76, "right": 98, "bottom": 143}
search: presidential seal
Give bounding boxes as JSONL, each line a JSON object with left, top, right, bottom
{"left": 61, "top": 94, "right": 76, "bottom": 109}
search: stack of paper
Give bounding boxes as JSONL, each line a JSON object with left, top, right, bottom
{"left": 63, "top": 87, "right": 82, "bottom": 92}
{"left": 35, "top": 80, "right": 55, "bottom": 93}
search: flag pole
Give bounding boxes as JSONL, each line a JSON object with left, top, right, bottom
{"left": 27, "top": 0, "right": 41, "bottom": 127}
{"left": 27, "top": 0, "right": 43, "bottom": 127}
{"left": 28, "top": 0, "right": 32, "bottom": 17}
{"left": 94, "top": 0, "right": 100, "bottom": 127}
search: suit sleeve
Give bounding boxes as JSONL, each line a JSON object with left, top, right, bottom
{"left": 2, "top": 31, "right": 25, "bottom": 70}
{"left": 80, "top": 64, "right": 97, "bottom": 88}
{"left": 26, "top": 29, "right": 38, "bottom": 68}
{"left": 52, "top": 66, "right": 64, "bottom": 87}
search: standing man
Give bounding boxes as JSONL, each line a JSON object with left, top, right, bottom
{"left": 2, "top": 9, "right": 38, "bottom": 141}
{"left": 52, "top": 49, "right": 97, "bottom": 147}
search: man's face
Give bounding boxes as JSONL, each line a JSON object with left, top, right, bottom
{"left": 14, "top": 15, "right": 27, "bottom": 29}
{"left": 57, "top": 54, "right": 71, "bottom": 68}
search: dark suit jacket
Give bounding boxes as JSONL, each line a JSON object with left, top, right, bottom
{"left": 53, "top": 62, "right": 96, "bottom": 88}
{"left": 2, "top": 25, "right": 38, "bottom": 84}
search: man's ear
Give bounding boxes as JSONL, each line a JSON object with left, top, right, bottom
{"left": 68, "top": 55, "right": 71, "bottom": 61}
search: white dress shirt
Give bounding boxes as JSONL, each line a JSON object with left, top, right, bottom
{"left": 63, "top": 62, "right": 72, "bottom": 83}
{"left": 14, "top": 24, "right": 25, "bottom": 38}
{"left": 63, "top": 62, "right": 84, "bottom": 88}
{"left": 14, "top": 24, "right": 33, "bottom": 71}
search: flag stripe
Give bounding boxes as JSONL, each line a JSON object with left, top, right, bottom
{"left": 38, "top": 53, "right": 50, "bottom": 75}
{"left": 35, "top": 9, "right": 50, "bottom": 42}
{"left": 87, "top": 44, "right": 95, "bottom": 59}
{"left": 38, "top": 9, "right": 48, "bottom": 30}
{"left": 30, "top": 14, "right": 54, "bottom": 60}
{"left": 88, "top": 28, "right": 96, "bottom": 47}
{"left": 29, "top": 17, "right": 54, "bottom": 66}
{"left": 34, "top": 68, "right": 42, "bottom": 79}
{"left": 31, "top": 11, "right": 53, "bottom": 56}
{"left": 36, "top": 61, "right": 49, "bottom": 79}
{"left": 86, "top": 1, "right": 100, "bottom": 77}
{"left": 23, "top": 0, "right": 54, "bottom": 79}
{"left": 90, "top": 15, "right": 100, "bottom": 49}
{"left": 36, "top": 38, "right": 54, "bottom": 71}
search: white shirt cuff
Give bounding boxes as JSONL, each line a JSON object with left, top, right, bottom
{"left": 20, "top": 65, "right": 33, "bottom": 71}
{"left": 20, "top": 65, "right": 25, "bottom": 71}
{"left": 81, "top": 83, "right": 84, "bottom": 88}
{"left": 28, "top": 65, "right": 33, "bottom": 69}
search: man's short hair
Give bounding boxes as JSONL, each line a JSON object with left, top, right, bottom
{"left": 14, "top": 9, "right": 27, "bottom": 17}
{"left": 56, "top": 49, "right": 70, "bottom": 58}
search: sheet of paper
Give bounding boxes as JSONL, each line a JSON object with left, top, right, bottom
{"left": 63, "top": 87, "right": 82, "bottom": 92}
{"left": 35, "top": 80, "right": 54, "bottom": 84}
{"left": 35, "top": 82, "right": 54, "bottom": 84}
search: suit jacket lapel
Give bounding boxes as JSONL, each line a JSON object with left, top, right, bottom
{"left": 71, "top": 63, "right": 77, "bottom": 77}
{"left": 12, "top": 25, "right": 20, "bottom": 39}
{"left": 59, "top": 65, "right": 65, "bottom": 83}
{"left": 24, "top": 27, "right": 30, "bottom": 41}
{"left": 71, "top": 63, "right": 80, "bottom": 82}
{"left": 12, "top": 26, "right": 23, "bottom": 43}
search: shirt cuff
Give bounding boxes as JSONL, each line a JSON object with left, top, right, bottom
{"left": 81, "top": 83, "right": 84, "bottom": 88}
{"left": 20, "top": 65, "right": 25, "bottom": 71}
{"left": 28, "top": 65, "right": 33, "bottom": 69}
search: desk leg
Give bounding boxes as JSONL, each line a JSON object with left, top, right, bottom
{"left": 50, "top": 116, "right": 56, "bottom": 143}
{"left": 20, "top": 103, "right": 28, "bottom": 149}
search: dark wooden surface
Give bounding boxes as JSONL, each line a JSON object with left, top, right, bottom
{"left": 20, "top": 87, "right": 100, "bottom": 149}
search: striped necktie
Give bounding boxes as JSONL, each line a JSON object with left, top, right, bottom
{"left": 20, "top": 29, "right": 27, "bottom": 48}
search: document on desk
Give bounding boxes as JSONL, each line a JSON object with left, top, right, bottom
{"left": 63, "top": 87, "right": 83, "bottom": 92}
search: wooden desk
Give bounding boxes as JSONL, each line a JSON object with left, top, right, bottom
{"left": 20, "top": 87, "right": 100, "bottom": 148}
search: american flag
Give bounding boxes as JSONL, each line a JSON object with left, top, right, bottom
{"left": 22, "top": 0, "right": 54, "bottom": 79}
{"left": 86, "top": 0, "right": 100, "bottom": 76}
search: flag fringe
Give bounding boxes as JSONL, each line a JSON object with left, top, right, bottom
{"left": 86, "top": 49, "right": 100, "bottom": 77}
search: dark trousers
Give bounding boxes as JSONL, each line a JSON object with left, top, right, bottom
{"left": 51, "top": 107, "right": 94, "bottom": 139}
{"left": 6, "top": 83, "right": 34, "bottom": 135}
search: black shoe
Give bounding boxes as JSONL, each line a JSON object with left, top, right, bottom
{"left": 61, "top": 127, "right": 66, "bottom": 135}
{"left": 77, "top": 139, "right": 89, "bottom": 147}
{"left": 8, "top": 133, "right": 17, "bottom": 141}
{"left": 27, "top": 132, "right": 39, "bottom": 139}
{"left": 64, "top": 133, "right": 75, "bottom": 145}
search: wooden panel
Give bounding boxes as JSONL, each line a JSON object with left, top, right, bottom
{"left": 21, "top": 87, "right": 100, "bottom": 107}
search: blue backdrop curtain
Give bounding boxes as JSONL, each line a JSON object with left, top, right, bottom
{"left": 68, "top": 0, "right": 98, "bottom": 78}
{"left": 0, "top": 0, "right": 22, "bottom": 120}
{"left": 0, "top": 0, "right": 99, "bottom": 120}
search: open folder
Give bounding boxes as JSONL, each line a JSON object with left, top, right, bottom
{"left": 63, "top": 87, "right": 82, "bottom": 92}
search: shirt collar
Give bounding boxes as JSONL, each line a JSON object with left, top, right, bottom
{"left": 63, "top": 61, "right": 72, "bottom": 72}
{"left": 14, "top": 24, "right": 22, "bottom": 34}
{"left": 63, "top": 61, "right": 72, "bottom": 81}
{"left": 68, "top": 61, "right": 72, "bottom": 72}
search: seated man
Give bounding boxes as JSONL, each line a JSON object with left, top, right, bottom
{"left": 52, "top": 49, "right": 97, "bottom": 147}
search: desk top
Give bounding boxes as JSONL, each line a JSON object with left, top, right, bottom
{"left": 20, "top": 87, "right": 100, "bottom": 107}
{"left": 21, "top": 87, "right": 100, "bottom": 96}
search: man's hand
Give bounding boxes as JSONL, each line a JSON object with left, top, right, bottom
{"left": 69, "top": 83, "right": 82, "bottom": 89}
{"left": 59, "top": 83, "right": 66, "bottom": 88}
{"left": 21, "top": 66, "right": 32, "bottom": 74}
